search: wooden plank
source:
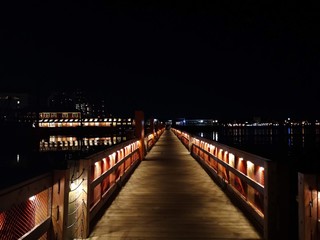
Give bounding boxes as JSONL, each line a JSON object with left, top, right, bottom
{"left": 87, "top": 130, "right": 262, "bottom": 239}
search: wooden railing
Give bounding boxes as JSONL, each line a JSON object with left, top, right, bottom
{"left": 0, "top": 123, "right": 164, "bottom": 239}
{"left": 171, "top": 128, "right": 277, "bottom": 240}
{"left": 0, "top": 173, "right": 53, "bottom": 240}
{"left": 67, "top": 138, "right": 142, "bottom": 239}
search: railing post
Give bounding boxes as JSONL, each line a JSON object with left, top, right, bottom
{"left": 297, "top": 172, "right": 319, "bottom": 240}
{"left": 188, "top": 136, "right": 193, "bottom": 153}
{"left": 150, "top": 116, "right": 155, "bottom": 135}
{"left": 135, "top": 110, "right": 145, "bottom": 159}
{"left": 52, "top": 169, "right": 70, "bottom": 240}
{"left": 65, "top": 158, "right": 90, "bottom": 239}
{"left": 80, "top": 158, "right": 90, "bottom": 238}
{"left": 264, "top": 160, "right": 278, "bottom": 240}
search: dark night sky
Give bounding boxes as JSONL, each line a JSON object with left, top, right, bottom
{"left": 1, "top": 1, "right": 320, "bottom": 121}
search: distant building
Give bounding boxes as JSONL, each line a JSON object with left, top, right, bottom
{"left": 47, "top": 90, "right": 78, "bottom": 111}
{"left": 47, "top": 89, "right": 109, "bottom": 118}
{"left": 91, "top": 98, "right": 108, "bottom": 118}
{"left": 37, "top": 110, "right": 132, "bottom": 128}
{"left": 174, "top": 118, "right": 219, "bottom": 126}
{"left": 0, "top": 92, "right": 37, "bottom": 123}
{"left": 38, "top": 111, "right": 82, "bottom": 128}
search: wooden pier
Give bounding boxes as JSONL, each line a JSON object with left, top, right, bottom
{"left": 87, "top": 129, "right": 262, "bottom": 239}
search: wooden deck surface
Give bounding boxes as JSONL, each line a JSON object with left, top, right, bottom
{"left": 86, "top": 129, "right": 263, "bottom": 239}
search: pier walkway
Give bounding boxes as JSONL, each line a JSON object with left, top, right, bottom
{"left": 87, "top": 129, "right": 262, "bottom": 239}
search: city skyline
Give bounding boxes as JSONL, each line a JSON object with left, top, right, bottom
{"left": 1, "top": 89, "right": 319, "bottom": 124}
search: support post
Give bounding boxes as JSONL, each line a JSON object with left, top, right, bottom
{"left": 135, "top": 110, "right": 145, "bottom": 159}
{"left": 298, "top": 173, "right": 319, "bottom": 240}
{"left": 150, "top": 117, "right": 155, "bottom": 135}
{"left": 52, "top": 169, "right": 70, "bottom": 240}
{"left": 264, "top": 160, "right": 278, "bottom": 240}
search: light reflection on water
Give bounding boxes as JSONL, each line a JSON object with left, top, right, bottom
{"left": 0, "top": 130, "right": 132, "bottom": 189}
{"left": 193, "top": 125, "right": 320, "bottom": 163}
{"left": 1, "top": 129, "right": 130, "bottom": 165}
{"left": 198, "top": 126, "right": 318, "bottom": 146}
{"left": 39, "top": 135, "right": 125, "bottom": 152}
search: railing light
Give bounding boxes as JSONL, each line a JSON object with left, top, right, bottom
{"left": 70, "top": 182, "right": 76, "bottom": 189}
{"left": 29, "top": 196, "right": 36, "bottom": 201}
{"left": 247, "top": 161, "right": 254, "bottom": 169}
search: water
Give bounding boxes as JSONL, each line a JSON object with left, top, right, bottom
{"left": 185, "top": 125, "right": 320, "bottom": 169}
{"left": 0, "top": 125, "right": 134, "bottom": 189}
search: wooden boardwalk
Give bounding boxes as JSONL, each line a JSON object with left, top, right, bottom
{"left": 87, "top": 129, "right": 263, "bottom": 240}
